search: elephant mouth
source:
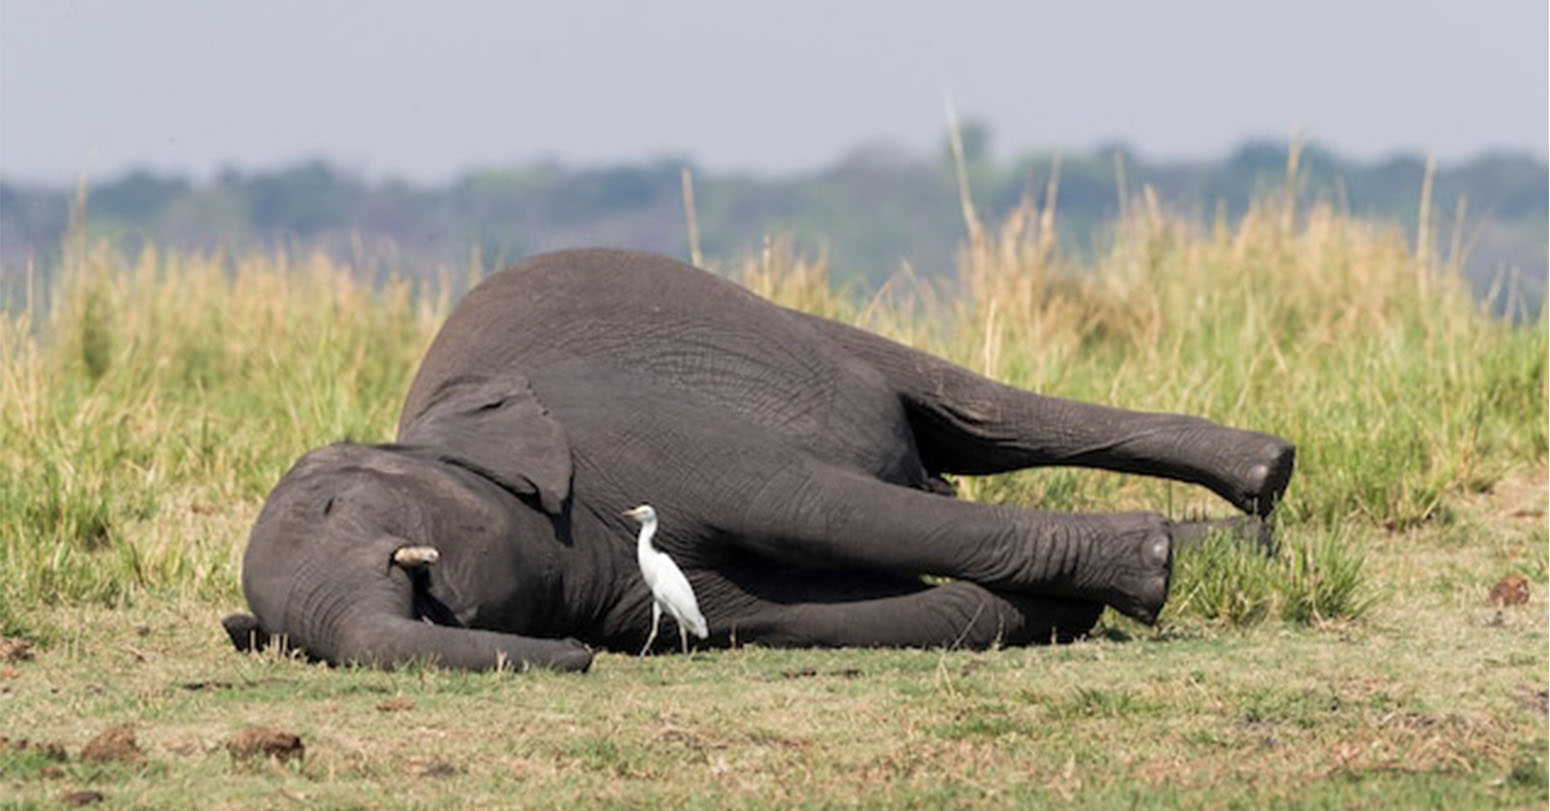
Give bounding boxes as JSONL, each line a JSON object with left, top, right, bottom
{"left": 385, "top": 544, "right": 460, "bottom": 626}
{"left": 404, "top": 564, "right": 463, "bottom": 627}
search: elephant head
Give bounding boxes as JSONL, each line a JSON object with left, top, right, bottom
{"left": 222, "top": 373, "right": 593, "bottom": 672}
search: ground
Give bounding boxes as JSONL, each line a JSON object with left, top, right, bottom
{"left": 2, "top": 469, "right": 1543, "bottom": 809}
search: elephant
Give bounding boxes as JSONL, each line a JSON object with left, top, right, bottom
{"left": 222, "top": 248, "right": 1294, "bottom": 672}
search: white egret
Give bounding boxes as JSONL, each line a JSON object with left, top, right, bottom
{"left": 623, "top": 505, "right": 708, "bottom": 655}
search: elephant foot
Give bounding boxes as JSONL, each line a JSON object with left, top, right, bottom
{"left": 920, "top": 474, "right": 958, "bottom": 497}
{"left": 1217, "top": 434, "right": 1296, "bottom": 518}
{"left": 993, "top": 593, "right": 1106, "bottom": 645}
{"left": 1084, "top": 515, "right": 1173, "bottom": 626}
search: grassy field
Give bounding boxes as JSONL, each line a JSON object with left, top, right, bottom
{"left": 1, "top": 184, "right": 1545, "bottom": 807}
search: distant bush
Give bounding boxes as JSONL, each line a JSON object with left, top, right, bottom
{"left": 3, "top": 141, "right": 1544, "bottom": 313}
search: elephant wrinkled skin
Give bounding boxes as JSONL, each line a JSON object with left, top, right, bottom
{"left": 223, "top": 248, "right": 1294, "bottom": 671}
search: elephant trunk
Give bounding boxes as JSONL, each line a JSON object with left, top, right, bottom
{"left": 333, "top": 614, "right": 594, "bottom": 672}
{"left": 256, "top": 537, "right": 592, "bottom": 673}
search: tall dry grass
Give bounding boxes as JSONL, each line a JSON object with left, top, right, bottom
{"left": 0, "top": 245, "right": 448, "bottom": 618}
{"left": 739, "top": 184, "right": 1546, "bottom": 530}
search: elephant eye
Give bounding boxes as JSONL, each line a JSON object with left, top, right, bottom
{"left": 321, "top": 496, "right": 337, "bottom": 517}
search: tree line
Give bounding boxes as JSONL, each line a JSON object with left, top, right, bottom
{"left": 2, "top": 135, "right": 1543, "bottom": 312}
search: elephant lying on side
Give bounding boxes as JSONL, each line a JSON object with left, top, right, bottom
{"left": 223, "top": 248, "right": 1294, "bottom": 672}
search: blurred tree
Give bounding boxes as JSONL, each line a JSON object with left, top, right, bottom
{"left": 940, "top": 119, "right": 993, "bottom": 167}
{"left": 231, "top": 160, "right": 361, "bottom": 236}
{"left": 0, "top": 143, "right": 1542, "bottom": 316}
{"left": 93, "top": 170, "right": 190, "bottom": 221}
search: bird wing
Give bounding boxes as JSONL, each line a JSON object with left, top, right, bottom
{"left": 647, "top": 550, "right": 709, "bottom": 639}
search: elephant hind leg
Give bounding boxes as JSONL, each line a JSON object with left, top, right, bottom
{"left": 793, "top": 311, "right": 1295, "bottom": 516}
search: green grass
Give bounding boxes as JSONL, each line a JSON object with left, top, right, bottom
{"left": 0, "top": 187, "right": 1545, "bottom": 807}
{"left": 0, "top": 553, "right": 1543, "bottom": 809}
{"left": 1161, "top": 524, "right": 1374, "bottom": 627}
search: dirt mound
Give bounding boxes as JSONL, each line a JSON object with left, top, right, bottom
{"left": 1489, "top": 574, "right": 1531, "bottom": 606}
{"left": 81, "top": 725, "right": 142, "bottom": 764}
{"left": 0, "top": 637, "right": 34, "bottom": 663}
{"left": 226, "top": 728, "right": 304, "bottom": 764}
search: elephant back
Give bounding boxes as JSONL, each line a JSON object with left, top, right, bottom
{"left": 399, "top": 249, "right": 919, "bottom": 480}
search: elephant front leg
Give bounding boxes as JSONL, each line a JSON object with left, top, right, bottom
{"left": 707, "top": 565, "right": 1103, "bottom": 648}
{"left": 733, "top": 580, "right": 1104, "bottom": 649}
{"left": 729, "top": 463, "right": 1174, "bottom": 624}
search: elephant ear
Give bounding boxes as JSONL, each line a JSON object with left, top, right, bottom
{"left": 399, "top": 374, "right": 572, "bottom": 514}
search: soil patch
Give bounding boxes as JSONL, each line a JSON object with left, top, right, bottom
{"left": 81, "top": 725, "right": 142, "bottom": 764}
{"left": 226, "top": 728, "right": 304, "bottom": 764}
{"left": 0, "top": 637, "right": 34, "bottom": 663}
{"left": 1, "top": 736, "right": 67, "bottom": 761}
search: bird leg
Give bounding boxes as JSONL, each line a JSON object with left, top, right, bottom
{"left": 640, "top": 603, "right": 662, "bottom": 657}
{"left": 678, "top": 623, "right": 689, "bottom": 655}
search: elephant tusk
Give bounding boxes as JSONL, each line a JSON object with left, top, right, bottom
{"left": 392, "top": 546, "right": 440, "bottom": 568}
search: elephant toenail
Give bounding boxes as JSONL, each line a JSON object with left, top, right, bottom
{"left": 1143, "top": 532, "right": 1171, "bottom": 567}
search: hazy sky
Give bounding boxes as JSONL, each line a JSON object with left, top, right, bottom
{"left": 2, "top": 0, "right": 1545, "bottom": 184}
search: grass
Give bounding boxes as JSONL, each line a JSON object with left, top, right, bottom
{"left": 1, "top": 551, "right": 1543, "bottom": 809}
{"left": 0, "top": 178, "right": 1545, "bottom": 806}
